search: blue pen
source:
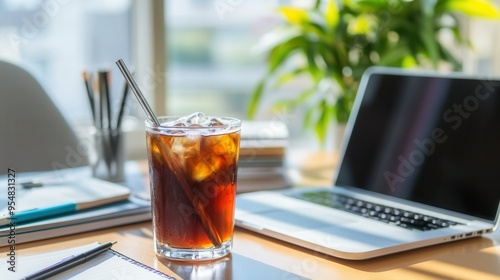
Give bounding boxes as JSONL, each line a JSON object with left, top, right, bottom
{"left": 0, "top": 203, "right": 77, "bottom": 226}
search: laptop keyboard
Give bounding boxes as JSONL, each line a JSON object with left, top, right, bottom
{"left": 290, "top": 191, "right": 462, "bottom": 231}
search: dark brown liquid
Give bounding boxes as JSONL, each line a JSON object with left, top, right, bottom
{"left": 147, "top": 131, "right": 240, "bottom": 249}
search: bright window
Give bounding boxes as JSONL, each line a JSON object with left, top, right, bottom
{"left": 0, "top": 0, "right": 132, "bottom": 125}
{"left": 1, "top": 0, "right": 499, "bottom": 157}
{"left": 164, "top": 0, "right": 284, "bottom": 119}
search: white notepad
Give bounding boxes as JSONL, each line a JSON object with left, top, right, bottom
{"left": 1, "top": 243, "right": 174, "bottom": 280}
{"left": 0, "top": 176, "right": 131, "bottom": 215}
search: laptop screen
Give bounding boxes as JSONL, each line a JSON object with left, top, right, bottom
{"left": 335, "top": 69, "right": 500, "bottom": 222}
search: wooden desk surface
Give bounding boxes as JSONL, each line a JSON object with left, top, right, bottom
{"left": 13, "top": 221, "right": 500, "bottom": 279}
{"left": 10, "top": 154, "right": 500, "bottom": 279}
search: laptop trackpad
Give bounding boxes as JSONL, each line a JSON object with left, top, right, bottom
{"left": 256, "top": 208, "right": 357, "bottom": 233}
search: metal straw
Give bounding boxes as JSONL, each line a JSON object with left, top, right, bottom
{"left": 114, "top": 58, "right": 222, "bottom": 246}
{"left": 115, "top": 59, "right": 161, "bottom": 126}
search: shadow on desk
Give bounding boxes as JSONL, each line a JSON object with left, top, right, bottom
{"left": 158, "top": 253, "right": 306, "bottom": 280}
{"left": 240, "top": 226, "right": 499, "bottom": 278}
{"left": 340, "top": 236, "right": 496, "bottom": 272}
{"left": 78, "top": 223, "right": 307, "bottom": 279}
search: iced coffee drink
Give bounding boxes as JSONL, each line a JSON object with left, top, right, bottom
{"left": 145, "top": 112, "right": 241, "bottom": 261}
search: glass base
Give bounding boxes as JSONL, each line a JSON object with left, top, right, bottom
{"left": 155, "top": 240, "right": 232, "bottom": 261}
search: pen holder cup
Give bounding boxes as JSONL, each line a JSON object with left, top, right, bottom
{"left": 89, "top": 127, "right": 125, "bottom": 182}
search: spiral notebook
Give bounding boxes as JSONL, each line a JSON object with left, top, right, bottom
{"left": 2, "top": 243, "right": 175, "bottom": 280}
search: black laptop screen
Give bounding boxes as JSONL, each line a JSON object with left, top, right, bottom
{"left": 335, "top": 71, "right": 500, "bottom": 222}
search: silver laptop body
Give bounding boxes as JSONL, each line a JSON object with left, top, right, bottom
{"left": 235, "top": 67, "right": 500, "bottom": 260}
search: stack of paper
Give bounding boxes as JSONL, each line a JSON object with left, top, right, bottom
{"left": 239, "top": 120, "right": 288, "bottom": 168}
{"left": 237, "top": 120, "right": 291, "bottom": 193}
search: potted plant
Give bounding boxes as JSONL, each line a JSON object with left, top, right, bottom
{"left": 247, "top": 0, "right": 499, "bottom": 145}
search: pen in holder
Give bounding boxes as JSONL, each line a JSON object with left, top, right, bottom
{"left": 90, "top": 126, "right": 125, "bottom": 182}
{"left": 83, "top": 70, "right": 129, "bottom": 182}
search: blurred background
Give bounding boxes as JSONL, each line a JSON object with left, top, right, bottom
{"left": 0, "top": 0, "right": 499, "bottom": 161}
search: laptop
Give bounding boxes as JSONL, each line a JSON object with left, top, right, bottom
{"left": 235, "top": 67, "right": 500, "bottom": 260}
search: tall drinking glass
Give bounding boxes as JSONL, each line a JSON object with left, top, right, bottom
{"left": 145, "top": 113, "right": 241, "bottom": 261}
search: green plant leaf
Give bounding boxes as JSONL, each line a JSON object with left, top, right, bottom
{"left": 318, "top": 43, "right": 336, "bottom": 67}
{"left": 246, "top": 79, "right": 266, "bottom": 119}
{"left": 401, "top": 55, "right": 418, "bottom": 68}
{"left": 325, "top": 0, "right": 339, "bottom": 28}
{"left": 314, "top": 0, "right": 321, "bottom": 9}
{"left": 302, "top": 21, "right": 328, "bottom": 39}
{"left": 303, "top": 104, "right": 315, "bottom": 131}
{"left": 315, "top": 100, "right": 331, "bottom": 146}
{"left": 443, "top": 0, "right": 500, "bottom": 19}
{"left": 304, "top": 44, "right": 323, "bottom": 82}
{"left": 422, "top": 0, "right": 438, "bottom": 15}
{"left": 295, "top": 87, "right": 317, "bottom": 104}
{"left": 276, "top": 67, "right": 308, "bottom": 85}
{"left": 268, "top": 36, "right": 305, "bottom": 73}
{"left": 253, "top": 28, "right": 302, "bottom": 54}
{"left": 356, "top": 0, "right": 389, "bottom": 8}
{"left": 350, "top": 0, "right": 389, "bottom": 12}
{"left": 271, "top": 86, "right": 316, "bottom": 112}
{"left": 418, "top": 15, "right": 440, "bottom": 68}
{"left": 335, "top": 94, "right": 353, "bottom": 123}
{"left": 448, "top": 23, "right": 466, "bottom": 45}
{"left": 333, "top": 43, "right": 349, "bottom": 70}
{"left": 438, "top": 44, "right": 462, "bottom": 70}
{"left": 278, "top": 7, "right": 310, "bottom": 25}
{"left": 347, "top": 14, "right": 376, "bottom": 35}
{"left": 377, "top": 47, "right": 409, "bottom": 67}
{"left": 270, "top": 99, "right": 293, "bottom": 112}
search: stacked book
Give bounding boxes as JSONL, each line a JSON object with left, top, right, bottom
{"left": 0, "top": 163, "right": 151, "bottom": 246}
{"left": 237, "top": 120, "right": 291, "bottom": 193}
